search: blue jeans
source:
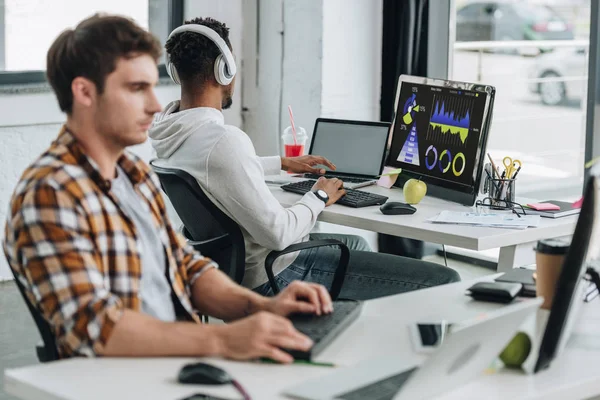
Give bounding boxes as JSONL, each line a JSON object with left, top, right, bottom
{"left": 253, "top": 233, "right": 460, "bottom": 301}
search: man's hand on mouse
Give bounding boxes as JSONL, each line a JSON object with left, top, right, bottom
{"left": 264, "top": 280, "right": 333, "bottom": 317}
{"left": 281, "top": 155, "right": 336, "bottom": 175}
{"left": 312, "top": 177, "right": 346, "bottom": 206}
{"left": 213, "top": 311, "right": 313, "bottom": 364}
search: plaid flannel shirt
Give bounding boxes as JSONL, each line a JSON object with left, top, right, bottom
{"left": 3, "top": 126, "right": 216, "bottom": 358}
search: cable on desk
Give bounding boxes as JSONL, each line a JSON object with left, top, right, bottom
{"left": 232, "top": 379, "right": 252, "bottom": 400}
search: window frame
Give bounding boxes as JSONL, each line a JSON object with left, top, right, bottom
{"left": 0, "top": 0, "right": 183, "bottom": 86}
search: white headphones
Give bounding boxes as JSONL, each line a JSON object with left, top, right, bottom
{"left": 166, "top": 24, "right": 237, "bottom": 86}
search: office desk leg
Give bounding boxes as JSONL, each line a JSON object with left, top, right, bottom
{"left": 497, "top": 242, "right": 536, "bottom": 272}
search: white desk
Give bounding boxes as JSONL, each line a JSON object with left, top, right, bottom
{"left": 5, "top": 278, "right": 600, "bottom": 400}
{"left": 269, "top": 182, "right": 578, "bottom": 272}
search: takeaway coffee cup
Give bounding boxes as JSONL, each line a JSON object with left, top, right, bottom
{"left": 535, "top": 238, "right": 570, "bottom": 310}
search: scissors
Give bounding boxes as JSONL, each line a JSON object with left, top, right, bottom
{"left": 503, "top": 156, "right": 522, "bottom": 179}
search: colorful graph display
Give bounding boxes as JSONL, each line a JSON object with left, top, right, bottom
{"left": 428, "top": 94, "right": 473, "bottom": 145}
{"left": 389, "top": 81, "right": 487, "bottom": 188}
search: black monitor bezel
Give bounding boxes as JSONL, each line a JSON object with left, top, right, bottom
{"left": 309, "top": 118, "right": 392, "bottom": 179}
{"left": 534, "top": 172, "right": 597, "bottom": 372}
{"left": 385, "top": 75, "right": 496, "bottom": 206}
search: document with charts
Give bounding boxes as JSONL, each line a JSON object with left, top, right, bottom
{"left": 429, "top": 211, "right": 540, "bottom": 229}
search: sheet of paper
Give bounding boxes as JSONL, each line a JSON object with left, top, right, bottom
{"left": 429, "top": 211, "right": 540, "bottom": 229}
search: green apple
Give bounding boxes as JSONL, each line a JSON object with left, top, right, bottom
{"left": 499, "top": 331, "right": 531, "bottom": 369}
{"left": 403, "top": 179, "right": 427, "bottom": 204}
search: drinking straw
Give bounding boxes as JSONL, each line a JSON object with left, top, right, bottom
{"left": 288, "top": 105, "right": 298, "bottom": 145}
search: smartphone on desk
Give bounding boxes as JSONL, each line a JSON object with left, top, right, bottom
{"left": 408, "top": 321, "right": 454, "bottom": 354}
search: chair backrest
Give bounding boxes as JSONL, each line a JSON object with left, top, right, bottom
{"left": 151, "top": 162, "right": 246, "bottom": 284}
{"left": 7, "top": 262, "right": 59, "bottom": 362}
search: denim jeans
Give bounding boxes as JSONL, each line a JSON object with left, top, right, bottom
{"left": 253, "top": 233, "right": 460, "bottom": 301}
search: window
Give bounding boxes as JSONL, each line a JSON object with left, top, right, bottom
{"left": 512, "top": 4, "right": 559, "bottom": 21}
{"left": 457, "top": 4, "right": 485, "bottom": 18}
{"left": 452, "top": 0, "right": 591, "bottom": 200}
{"left": 0, "top": 0, "right": 182, "bottom": 84}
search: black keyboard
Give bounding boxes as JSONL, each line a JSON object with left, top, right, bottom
{"left": 336, "top": 367, "right": 418, "bottom": 400}
{"left": 286, "top": 300, "right": 363, "bottom": 360}
{"left": 280, "top": 180, "right": 388, "bottom": 208}
{"left": 303, "top": 173, "right": 375, "bottom": 184}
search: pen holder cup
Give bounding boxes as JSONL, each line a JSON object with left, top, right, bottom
{"left": 485, "top": 177, "right": 516, "bottom": 209}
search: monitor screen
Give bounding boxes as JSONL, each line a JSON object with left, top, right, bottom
{"left": 309, "top": 119, "right": 390, "bottom": 177}
{"left": 386, "top": 75, "right": 495, "bottom": 205}
{"left": 534, "top": 168, "right": 600, "bottom": 372}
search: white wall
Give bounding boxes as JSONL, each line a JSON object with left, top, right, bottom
{"left": 241, "top": 0, "right": 285, "bottom": 157}
{"left": 279, "top": 1, "right": 324, "bottom": 150}
{"left": 322, "top": 0, "right": 383, "bottom": 121}
{"left": 243, "top": 0, "right": 383, "bottom": 155}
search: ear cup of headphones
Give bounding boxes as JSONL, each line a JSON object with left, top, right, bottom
{"left": 214, "top": 54, "right": 233, "bottom": 85}
{"left": 167, "top": 60, "right": 181, "bottom": 85}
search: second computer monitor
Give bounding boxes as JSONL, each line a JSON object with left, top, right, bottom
{"left": 386, "top": 75, "right": 496, "bottom": 205}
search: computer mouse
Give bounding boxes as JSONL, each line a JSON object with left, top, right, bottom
{"left": 379, "top": 202, "right": 416, "bottom": 215}
{"left": 178, "top": 362, "right": 232, "bottom": 385}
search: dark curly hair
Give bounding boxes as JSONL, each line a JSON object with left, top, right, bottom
{"left": 47, "top": 14, "right": 162, "bottom": 114}
{"left": 165, "top": 17, "right": 232, "bottom": 84}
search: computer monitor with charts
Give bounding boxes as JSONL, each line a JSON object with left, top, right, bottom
{"left": 386, "top": 75, "right": 496, "bottom": 205}
{"left": 534, "top": 166, "right": 600, "bottom": 372}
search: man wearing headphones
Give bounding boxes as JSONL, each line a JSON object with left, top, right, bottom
{"left": 4, "top": 14, "right": 333, "bottom": 362}
{"left": 149, "top": 18, "right": 460, "bottom": 300}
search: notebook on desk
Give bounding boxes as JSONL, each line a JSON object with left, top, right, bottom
{"left": 524, "top": 200, "right": 581, "bottom": 219}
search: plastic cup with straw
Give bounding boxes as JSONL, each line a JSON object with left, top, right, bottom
{"left": 283, "top": 105, "right": 306, "bottom": 157}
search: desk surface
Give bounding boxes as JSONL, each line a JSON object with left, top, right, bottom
{"left": 5, "top": 278, "right": 600, "bottom": 400}
{"left": 268, "top": 180, "right": 578, "bottom": 251}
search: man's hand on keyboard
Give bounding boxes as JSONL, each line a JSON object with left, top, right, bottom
{"left": 266, "top": 281, "right": 333, "bottom": 317}
{"left": 281, "top": 155, "right": 336, "bottom": 175}
{"left": 214, "top": 311, "right": 313, "bottom": 364}
{"left": 312, "top": 177, "right": 347, "bottom": 206}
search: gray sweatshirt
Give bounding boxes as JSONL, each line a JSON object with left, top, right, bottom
{"left": 149, "top": 101, "right": 324, "bottom": 289}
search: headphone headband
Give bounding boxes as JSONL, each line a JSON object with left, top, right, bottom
{"left": 166, "top": 24, "right": 237, "bottom": 85}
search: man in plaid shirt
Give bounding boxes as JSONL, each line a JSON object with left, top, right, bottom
{"left": 3, "top": 14, "right": 332, "bottom": 362}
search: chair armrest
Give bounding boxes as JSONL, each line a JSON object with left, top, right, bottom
{"left": 264, "top": 239, "right": 349, "bottom": 300}
{"left": 183, "top": 226, "right": 232, "bottom": 255}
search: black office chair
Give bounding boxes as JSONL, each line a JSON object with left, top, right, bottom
{"left": 7, "top": 261, "right": 59, "bottom": 362}
{"left": 151, "top": 163, "right": 350, "bottom": 299}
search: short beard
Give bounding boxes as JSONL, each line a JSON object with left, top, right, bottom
{"left": 222, "top": 95, "right": 233, "bottom": 110}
